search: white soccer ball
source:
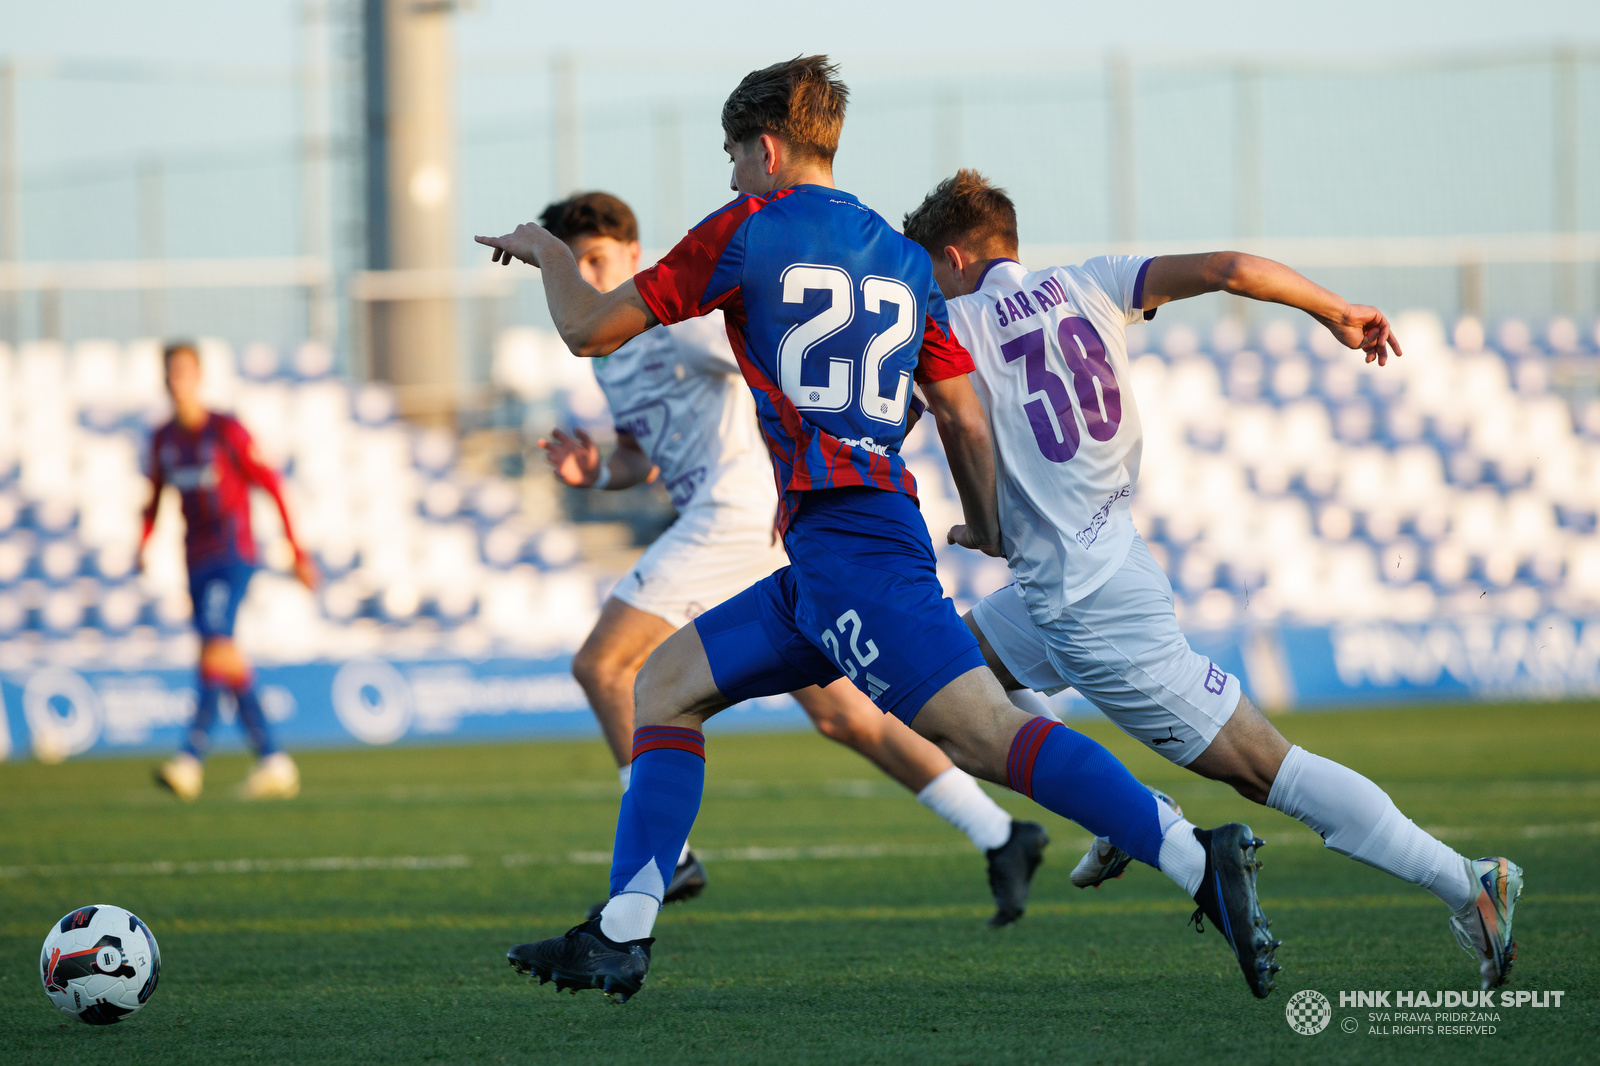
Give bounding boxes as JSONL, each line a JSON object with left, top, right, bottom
{"left": 40, "top": 905, "right": 161, "bottom": 1025}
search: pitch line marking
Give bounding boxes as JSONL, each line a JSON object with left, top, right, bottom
{"left": 4, "top": 820, "right": 1594, "bottom": 881}
{"left": 0, "top": 854, "right": 472, "bottom": 879}
{"left": 2, "top": 893, "right": 1594, "bottom": 939}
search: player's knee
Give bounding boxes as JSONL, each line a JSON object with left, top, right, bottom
{"left": 199, "top": 640, "right": 247, "bottom": 687}
{"left": 631, "top": 652, "right": 696, "bottom": 727}
{"left": 572, "top": 642, "right": 627, "bottom": 695}
{"left": 811, "top": 707, "right": 878, "bottom": 749}
{"left": 1190, "top": 740, "right": 1273, "bottom": 804}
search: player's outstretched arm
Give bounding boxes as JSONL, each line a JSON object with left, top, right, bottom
{"left": 1141, "top": 252, "right": 1402, "bottom": 366}
{"left": 225, "top": 419, "right": 318, "bottom": 590}
{"left": 475, "top": 224, "right": 658, "bottom": 357}
{"left": 538, "top": 428, "right": 657, "bottom": 490}
{"left": 137, "top": 436, "right": 164, "bottom": 571}
{"left": 922, "top": 375, "right": 1002, "bottom": 557}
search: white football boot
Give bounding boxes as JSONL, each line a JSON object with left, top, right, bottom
{"left": 155, "top": 753, "right": 204, "bottom": 802}
{"left": 236, "top": 752, "right": 301, "bottom": 800}
{"left": 1071, "top": 785, "right": 1184, "bottom": 888}
{"left": 1449, "top": 856, "right": 1523, "bottom": 990}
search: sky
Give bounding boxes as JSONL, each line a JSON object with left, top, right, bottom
{"left": 5, "top": 2, "right": 1598, "bottom": 257}
{"left": 2, "top": 0, "right": 1596, "bottom": 66}
{"left": 5, "top": 0, "right": 1596, "bottom": 181}
{"left": 2, "top": 0, "right": 1595, "bottom": 339}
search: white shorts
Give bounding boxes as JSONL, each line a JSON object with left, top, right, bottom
{"left": 610, "top": 504, "right": 789, "bottom": 627}
{"left": 971, "top": 534, "right": 1240, "bottom": 767}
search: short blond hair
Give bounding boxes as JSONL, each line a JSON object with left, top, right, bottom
{"left": 902, "top": 169, "right": 1019, "bottom": 258}
{"left": 721, "top": 55, "right": 849, "bottom": 164}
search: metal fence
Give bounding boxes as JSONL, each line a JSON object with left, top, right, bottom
{"left": 1, "top": 34, "right": 1596, "bottom": 368}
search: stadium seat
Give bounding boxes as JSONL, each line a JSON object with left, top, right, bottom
{"left": 2, "top": 308, "right": 1594, "bottom": 662}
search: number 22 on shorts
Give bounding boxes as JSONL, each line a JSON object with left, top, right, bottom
{"left": 818, "top": 609, "right": 880, "bottom": 680}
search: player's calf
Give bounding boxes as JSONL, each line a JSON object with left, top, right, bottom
{"left": 1184, "top": 693, "right": 1290, "bottom": 805}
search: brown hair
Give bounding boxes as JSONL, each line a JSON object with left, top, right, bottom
{"left": 902, "top": 169, "right": 1019, "bottom": 259}
{"left": 721, "top": 55, "right": 849, "bottom": 164}
{"left": 163, "top": 340, "right": 199, "bottom": 368}
{"left": 539, "top": 191, "right": 638, "bottom": 245}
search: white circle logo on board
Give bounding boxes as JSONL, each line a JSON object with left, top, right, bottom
{"left": 1285, "top": 989, "right": 1332, "bottom": 1036}
{"left": 331, "top": 660, "right": 413, "bottom": 745}
{"left": 23, "top": 667, "right": 103, "bottom": 763}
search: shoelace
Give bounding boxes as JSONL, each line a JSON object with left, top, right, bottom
{"left": 1188, "top": 906, "right": 1206, "bottom": 934}
{"left": 1450, "top": 907, "right": 1495, "bottom": 960}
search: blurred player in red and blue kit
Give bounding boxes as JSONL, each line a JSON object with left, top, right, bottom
{"left": 143, "top": 341, "right": 317, "bottom": 802}
{"left": 481, "top": 56, "right": 1277, "bottom": 1003}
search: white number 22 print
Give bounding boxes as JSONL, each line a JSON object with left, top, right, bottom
{"left": 778, "top": 264, "right": 915, "bottom": 425}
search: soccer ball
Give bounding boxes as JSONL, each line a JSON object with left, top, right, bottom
{"left": 40, "top": 905, "right": 161, "bottom": 1025}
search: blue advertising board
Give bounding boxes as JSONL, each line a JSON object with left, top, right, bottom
{"left": 3, "top": 614, "right": 1596, "bottom": 762}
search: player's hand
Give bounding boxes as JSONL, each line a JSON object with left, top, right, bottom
{"left": 1320, "top": 304, "right": 1402, "bottom": 366}
{"left": 474, "top": 223, "right": 555, "bottom": 269}
{"left": 947, "top": 524, "right": 1003, "bottom": 557}
{"left": 537, "top": 427, "right": 603, "bottom": 487}
{"left": 293, "top": 550, "right": 320, "bottom": 592}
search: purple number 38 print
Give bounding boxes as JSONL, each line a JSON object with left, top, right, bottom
{"left": 999, "top": 317, "right": 1122, "bottom": 463}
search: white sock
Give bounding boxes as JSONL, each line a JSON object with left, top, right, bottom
{"left": 677, "top": 840, "right": 691, "bottom": 866}
{"left": 1006, "top": 688, "right": 1059, "bottom": 722}
{"left": 1159, "top": 819, "right": 1207, "bottom": 896}
{"left": 598, "top": 891, "right": 658, "bottom": 942}
{"left": 618, "top": 764, "right": 631, "bottom": 792}
{"left": 916, "top": 767, "right": 1013, "bottom": 852}
{"left": 1268, "top": 745, "right": 1477, "bottom": 911}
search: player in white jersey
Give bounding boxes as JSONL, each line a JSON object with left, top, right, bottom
{"left": 902, "top": 171, "right": 1523, "bottom": 991}
{"left": 536, "top": 192, "right": 1047, "bottom": 925}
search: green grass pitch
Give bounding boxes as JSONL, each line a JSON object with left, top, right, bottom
{"left": 1, "top": 701, "right": 1595, "bottom": 1065}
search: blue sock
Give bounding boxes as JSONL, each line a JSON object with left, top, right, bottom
{"left": 235, "top": 687, "right": 276, "bottom": 757}
{"left": 1007, "top": 716, "right": 1165, "bottom": 868}
{"left": 606, "top": 727, "right": 705, "bottom": 918}
{"left": 181, "top": 684, "right": 223, "bottom": 759}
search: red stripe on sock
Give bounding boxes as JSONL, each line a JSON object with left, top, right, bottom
{"left": 1008, "top": 717, "right": 1058, "bottom": 799}
{"left": 1005, "top": 716, "right": 1048, "bottom": 793}
{"left": 632, "top": 726, "right": 705, "bottom": 761}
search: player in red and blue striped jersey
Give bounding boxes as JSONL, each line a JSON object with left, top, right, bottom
{"left": 481, "top": 56, "right": 1276, "bottom": 1003}
{"left": 626, "top": 174, "right": 973, "bottom": 536}
{"left": 144, "top": 341, "right": 317, "bottom": 802}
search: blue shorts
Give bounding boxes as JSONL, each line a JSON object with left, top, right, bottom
{"left": 694, "top": 487, "right": 986, "bottom": 724}
{"left": 188, "top": 561, "right": 255, "bottom": 640}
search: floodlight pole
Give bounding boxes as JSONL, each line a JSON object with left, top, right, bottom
{"left": 653, "top": 104, "right": 683, "bottom": 247}
{"left": 0, "top": 58, "right": 18, "bottom": 345}
{"left": 1107, "top": 52, "right": 1137, "bottom": 247}
{"left": 138, "top": 157, "right": 165, "bottom": 337}
{"left": 552, "top": 52, "right": 581, "bottom": 197}
{"left": 934, "top": 88, "right": 962, "bottom": 188}
{"left": 1232, "top": 62, "right": 1262, "bottom": 325}
{"left": 1553, "top": 46, "right": 1579, "bottom": 315}
{"left": 301, "top": 0, "right": 336, "bottom": 347}
{"left": 362, "top": 0, "right": 459, "bottom": 424}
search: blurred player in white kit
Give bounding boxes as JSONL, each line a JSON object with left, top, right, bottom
{"left": 903, "top": 171, "right": 1524, "bottom": 991}
{"left": 532, "top": 191, "right": 1048, "bottom": 924}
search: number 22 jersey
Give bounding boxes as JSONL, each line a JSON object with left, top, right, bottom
{"left": 632, "top": 185, "right": 974, "bottom": 534}
{"left": 946, "top": 255, "right": 1154, "bottom": 622}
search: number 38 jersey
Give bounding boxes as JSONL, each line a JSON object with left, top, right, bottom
{"left": 633, "top": 185, "right": 974, "bottom": 534}
{"left": 946, "top": 255, "right": 1154, "bottom": 622}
